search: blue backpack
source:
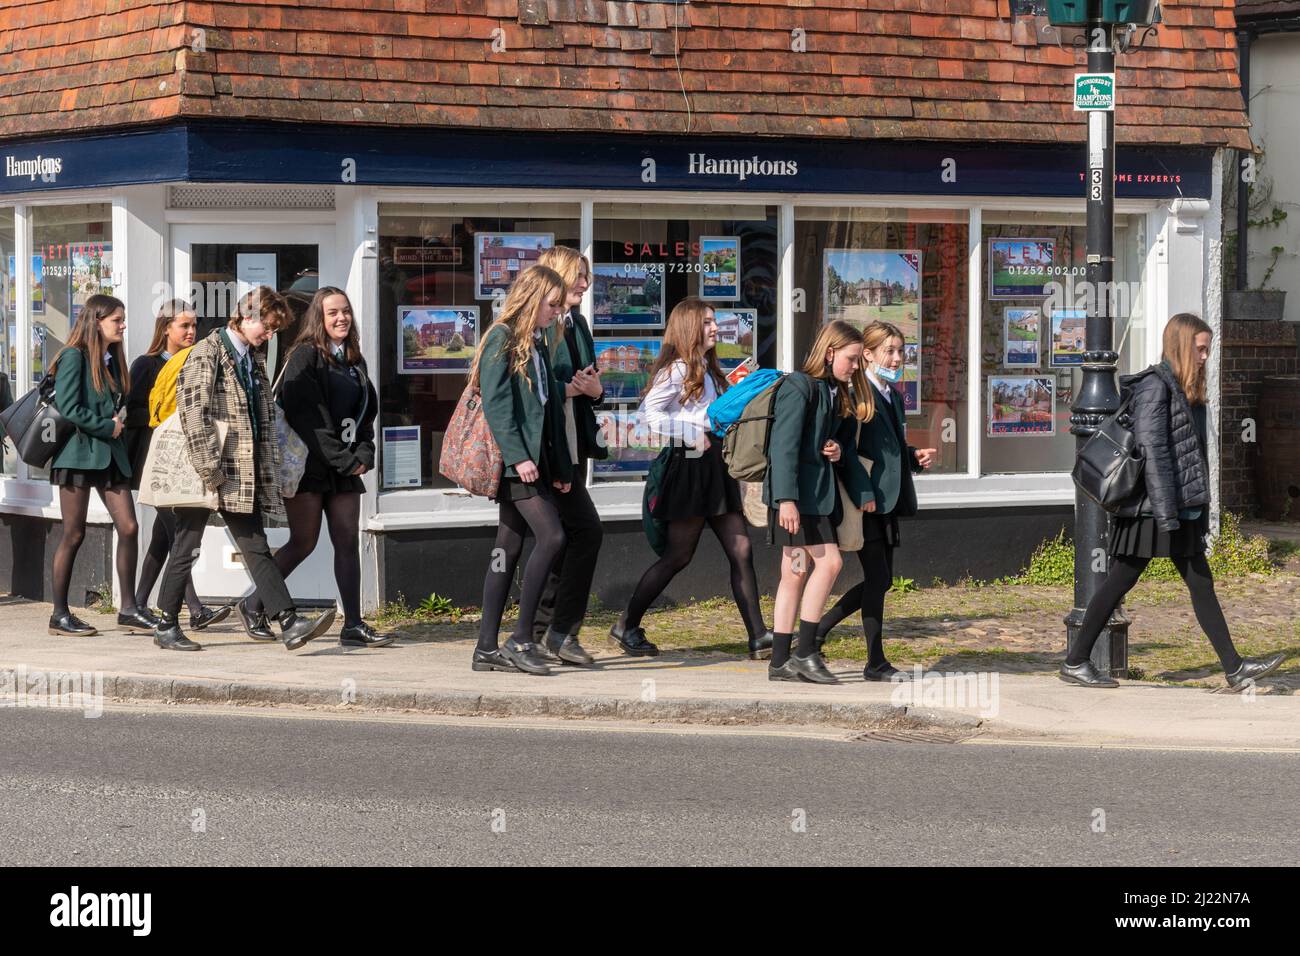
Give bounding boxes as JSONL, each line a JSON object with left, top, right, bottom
{"left": 707, "top": 368, "right": 801, "bottom": 483}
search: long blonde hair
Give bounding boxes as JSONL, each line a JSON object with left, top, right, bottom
{"left": 470, "top": 265, "right": 567, "bottom": 390}
{"left": 643, "top": 296, "right": 727, "bottom": 403}
{"left": 802, "top": 320, "right": 872, "bottom": 422}
{"left": 1162, "top": 312, "right": 1212, "bottom": 404}
{"left": 537, "top": 246, "right": 589, "bottom": 294}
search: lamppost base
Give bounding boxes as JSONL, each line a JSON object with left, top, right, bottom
{"left": 1064, "top": 605, "right": 1130, "bottom": 679}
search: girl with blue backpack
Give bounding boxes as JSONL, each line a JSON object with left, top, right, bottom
{"left": 765, "top": 320, "right": 874, "bottom": 684}
{"left": 610, "top": 297, "right": 773, "bottom": 660}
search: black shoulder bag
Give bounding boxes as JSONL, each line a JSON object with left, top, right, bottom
{"left": 0, "top": 371, "right": 75, "bottom": 468}
{"left": 1071, "top": 390, "right": 1144, "bottom": 513}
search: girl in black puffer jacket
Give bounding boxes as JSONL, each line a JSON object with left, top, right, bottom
{"left": 1061, "top": 313, "right": 1284, "bottom": 690}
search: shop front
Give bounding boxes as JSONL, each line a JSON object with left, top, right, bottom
{"left": 0, "top": 123, "right": 1225, "bottom": 611}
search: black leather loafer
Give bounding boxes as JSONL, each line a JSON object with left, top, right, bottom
{"left": 280, "top": 607, "right": 337, "bottom": 651}
{"left": 471, "top": 648, "right": 519, "bottom": 673}
{"left": 190, "top": 604, "right": 232, "bottom": 631}
{"left": 339, "top": 622, "right": 396, "bottom": 648}
{"left": 237, "top": 598, "right": 277, "bottom": 642}
{"left": 48, "top": 612, "right": 97, "bottom": 637}
{"left": 1225, "top": 653, "right": 1285, "bottom": 690}
{"left": 117, "top": 607, "right": 161, "bottom": 633}
{"left": 864, "top": 663, "right": 911, "bottom": 682}
{"left": 748, "top": 630, "right": 774, "bottom": 661}
{"left": 154, "top": 618, "right": 201, "bottom": 652}
{"left": 533, "top": 639, "right": 562, "bottom": 664}
{"left": 498, "top": 638, "right": 551, "bottom": 675}
{"left": 787, "top": 652, "right": 840, "bottom": 685}
{"left": 545, "top": 629, "right": 594, "bottom": 666}
{"left": 768, "top": 659, "right": 800, "bottom": 682}
{"left": 609, "top": 621, "right": 659, "bottom": 657}
{"left": 1058, "top": 660, "right": 1120, "bottom": 688}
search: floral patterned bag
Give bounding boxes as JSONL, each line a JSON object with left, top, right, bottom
{"left": 271, "top": 367, "right": 309, "bottom": 498}
{"left": 439, "top": 383, "right": 503, "bottom": 497}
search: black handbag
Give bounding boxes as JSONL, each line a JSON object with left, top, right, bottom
{"left": 1071, "top": 392, "right": 1144, "bottom": 513}
{"left": 0, "top": 372, "right": 75, "bottom": 468}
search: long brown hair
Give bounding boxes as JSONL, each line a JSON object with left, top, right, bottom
{"left": 52, "top": 293, "right": 130, "bottom": 395}
{"left": 147, "top": 299, "right": 194, "bottom": 356}
{"left": 291, "top": 286, "right": 363, "bottom": 367}
{"left": 470, "top": 265, "right": 567, "bottom": 390}
{"left": 1162, "top": 312, "right": 1212, "bottom": 404}
{"left": 643, "top": 296, "right": 727, "bottom": 403}
{"left": 802, "top": 320, "right": 872, "bottom": 422}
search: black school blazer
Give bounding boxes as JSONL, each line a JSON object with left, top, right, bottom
{"left": 279, "top": 345, "right": 379, "bottom": 479}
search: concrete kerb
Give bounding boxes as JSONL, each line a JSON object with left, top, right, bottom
{"left": 3, "top": 668, "right": 985, "bottom": 733}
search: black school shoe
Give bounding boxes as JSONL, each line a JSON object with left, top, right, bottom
{"left": 117, "top": 607, "right": 161, "bottom": 633}
{"left": 279, "top": 607, "right": 337, "bottom": 651}
{"left": 609, "top": 620, "right": 659, "bottom": 657}
{"left": 545, "top": 629, "right": 594, "bottom": 666}
{"left": 863, "top": 663, "right": 912, "bottom": 683}
{"left": 768, "top": 658, "right": 801, "bottom": 682}
{"left": 787, "top": 652, "right": 840, "bottom": 685}
{"left": 339, "top": 622, "right": 396, "bottom": 648}
{"left": 496, "top": 638, "right": 551, "bottom": 675}
{"left": 1058, "top": 660, "right": 1120, "bottom": 688}
{"left": 236, "top": 598, "right": 277, "bottom": 642}
{"left": 471, "top": 647, "right": 519, "bottom": 673}
{"left": 1225, "top": 653, "right": 1285, "bottom": 691}
{"left": 48, "top": 612, "right": 97, "bottom": 637}
{"left": 748, "top": 630, "right": 774, "bottom": 661}
{"left": 154, "top": 615, "right": 201, "bottom": 652}
{"left": 190, "top": 604, "right": 232, "bottom": 631}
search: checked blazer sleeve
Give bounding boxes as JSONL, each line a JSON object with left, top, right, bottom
{"left": 176, "top": 339, "right": 225, "bottom": 490}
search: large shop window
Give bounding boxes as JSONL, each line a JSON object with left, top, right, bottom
{"left": 376, "top": 203, "right": 580, "bottom": 490}
{"left": 792, "top": 208, "right": 969, "bottom": 476}
{"left": 979, "top": 214, "right": 1147, "bottom": 475}
{"left": 590, "top": 202, "right": 778, "bottom": 483}
{"left": 0, "top": 207, "right": 16, "bottom": 477}
{"left": 30, "top": 203, "right": 115, "bottom": 480}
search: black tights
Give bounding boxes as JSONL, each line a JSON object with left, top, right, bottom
{"left": 245, "top": 492, "right": 363, "bottom": 625}
{"left": 623, "top": 512, "right": 766, "bottom": 640}
{"left": 52, "top": 484, "right": 140, "bottom": 616}
{"left": 477, "top": 493, "right": 567, "bottom": 652}
{"left": 1068, "top": 553, "right": 1243, "bottom": 673}
{"left": 818, "top": 539, "right": 894, "bottom": 670}
{"left": 135, "top": 508, "right": 202, "bottom": 615}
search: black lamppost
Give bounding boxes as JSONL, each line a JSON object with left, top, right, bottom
{"left": 1047, "top": 0, "right": 1161, "bottom": 677}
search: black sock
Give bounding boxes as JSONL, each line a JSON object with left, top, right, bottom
{"left": 796, "top": 619, "right": 819, "bottom": 658}
{"left": 771, "top": 631, "right": 793, "bottom": 667}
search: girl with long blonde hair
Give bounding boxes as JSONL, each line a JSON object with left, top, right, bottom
{"left": 1062, "top": 313, "right": 1283, "bottom": 690}
{"left": 763, "top": 320, "right": 873, "bottom": 684}
{"left": 610, "top": 296, "right": 773, "bottom": 660}
{"left": 816, "top": 321, "right": 937, "bottom": 680}
{"left": 470, "top": 264, "right": 576, "bottom": 676}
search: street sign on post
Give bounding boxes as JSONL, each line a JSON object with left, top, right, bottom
{"left": 1074, "top": 73, "right": 1116, "bottom": 111}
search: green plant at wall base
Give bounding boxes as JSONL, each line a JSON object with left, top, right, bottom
{"left": 417, "top": 593, "right": 455, "bottom": 616}
{"left": 890, "top": 576, "right": 918, "bottom": 594}
{"left": 1019, "top": 513, "right": 1275, "bottom": 585}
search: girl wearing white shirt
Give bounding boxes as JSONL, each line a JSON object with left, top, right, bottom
{"left": 609, "top": 297, "right": 773, "bottom": 660}
{"left": 816, "top": 321, "right": 936, "bottom": 681}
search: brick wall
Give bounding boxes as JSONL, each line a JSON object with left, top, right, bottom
{"left": 1219, "top": 319, "right": 1300, "bottom": 512}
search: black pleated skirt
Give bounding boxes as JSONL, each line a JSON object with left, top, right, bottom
{"left": 50, "top": 462, "right": 131, "bottom": 490}
{"left": 1110, "top": 512, "right": 1208, "bottom": 559}
{"left": 651, "top": 442, "right": 742, "bottom": 520}
{"left": 769, "top": 494, "right": 844, "bottom": 548}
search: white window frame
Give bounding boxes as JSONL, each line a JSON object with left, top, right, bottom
{"left": 363, "top": 189, "right": 1159, "bottom": 531}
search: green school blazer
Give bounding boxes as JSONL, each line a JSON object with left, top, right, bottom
{"left": 50, "top": 348, "right": 132, "bottom": 474}
{"left": 856, "top": 386, "right": 922, "bottom": 517}
{"left": 764, "top": 372, "right": 871, "bottom": 517}
{"left": 477, "top": 325, "right": 574, "bottom": 483}
{"left": 551, "top": 310, "right": 608, "bottom": 461}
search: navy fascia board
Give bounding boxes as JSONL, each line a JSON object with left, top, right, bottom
{"left": 1, "top": 120, "right": 1213, "bottom": 200}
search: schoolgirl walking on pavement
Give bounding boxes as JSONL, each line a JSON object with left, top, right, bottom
{"left": 816, "top": 321, "right": 936, "bottom": 681}
{"left": 1060, "top": 313, "right": 1284, "bottom": 690}
{"left": 611, "top": 297, "right": 774, "bottom": 660}
{"left": 470, "top": 265, "right": 575, "bottom": 676}
{"left": 46, "top": 294, "right": 157, "bottom": 637}
{"left": 765, "top": 319, "right": 873, "bottom": 684}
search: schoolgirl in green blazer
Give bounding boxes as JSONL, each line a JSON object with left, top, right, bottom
{"left": 818, "top": 321, "right": 936, "bottom": 681}
{"left": 46, "top": 294, "right": 158, "bottom": 638}
{"left": 470, "top": 264, "right": 574, "bottom": 678}
{"left": 766, "top": 319, "right": 874, "bottom": 686}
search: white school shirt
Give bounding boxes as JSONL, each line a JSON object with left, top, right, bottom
{"left": 640, "top": 360, "right": 717, "bottom": 446}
